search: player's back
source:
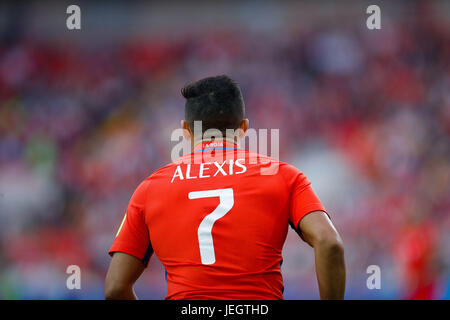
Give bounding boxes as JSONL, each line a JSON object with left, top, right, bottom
{"left": 107, "top": 75, "right": 335, "bottom": 300}
{"left": 144, "top": 141, "right": 325, "bottom": 299}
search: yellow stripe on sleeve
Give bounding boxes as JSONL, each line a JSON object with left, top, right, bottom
{"left": 115, "top": 213, "right": 127, "bottom": 237}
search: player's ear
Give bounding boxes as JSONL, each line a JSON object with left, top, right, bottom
{"left": 236, "top": 119, "right": 249, "bottom": 139}
{"left": 181, "top": 120, "right": 191, "bottom": 141}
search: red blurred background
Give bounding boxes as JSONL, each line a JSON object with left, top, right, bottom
{"left": 0, "top": 1, "right": 449, "bottom": 299}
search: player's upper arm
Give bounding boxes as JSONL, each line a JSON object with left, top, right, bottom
{"left": 298, "top": 211, "right": 343, "bottom": 249}
{"left": 105, "top": 252, "right": 146, "bottom": 299}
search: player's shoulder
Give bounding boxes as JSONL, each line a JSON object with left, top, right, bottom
{"left": 245, "top": 150, "right": 305, "bottom": 187}
{"left": 142, "top": 161, "right": 180, "bottom": 183}
{"left": 246, "top": 150, "right": 302, "bottom": 174}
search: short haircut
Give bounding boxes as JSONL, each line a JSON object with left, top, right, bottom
{"left": 181, "top": 75, "right": 245, "bottom": 135}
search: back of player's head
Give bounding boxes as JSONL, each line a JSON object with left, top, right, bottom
{"left": 181, "top": 75, "right": 245, "bottom": 134}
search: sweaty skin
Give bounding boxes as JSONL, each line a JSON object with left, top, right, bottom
{"left": 299, "top": 211, "right": 346, "bottom": 299}
{"left": 105, "top": 252, "right": 144, "bottom": 300}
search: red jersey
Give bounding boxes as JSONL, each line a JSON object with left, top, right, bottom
{"left": 109, "top": 141, "right": 327, "bottom": 300}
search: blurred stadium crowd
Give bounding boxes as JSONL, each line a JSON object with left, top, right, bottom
{"left": 0, "top": 1, "right": 449, "bottom": 299}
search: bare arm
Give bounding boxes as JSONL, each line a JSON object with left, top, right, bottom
{"left": 299, "top": 211, "right": 346, "bottom": 300}
{"left": 105, "top": 252, "right": 146, "bottom": 300}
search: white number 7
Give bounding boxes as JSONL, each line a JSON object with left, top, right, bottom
{"left": 188, "top": 188, "right": 234, "bottom": 265}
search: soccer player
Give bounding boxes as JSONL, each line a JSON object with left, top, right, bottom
{"left": 105, "top": 75, "right": 346, "bottom": 300}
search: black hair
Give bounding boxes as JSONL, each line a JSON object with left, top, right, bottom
{"left": 181, "top": 75, "right": 245, "bottom": 135}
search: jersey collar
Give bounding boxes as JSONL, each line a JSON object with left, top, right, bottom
{"left": 193, "top": 140, "right": 240, "bottom": 152}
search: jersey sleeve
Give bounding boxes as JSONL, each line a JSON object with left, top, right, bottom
{"left": 109, "top": 180, "right": 153, "bottom": 266}
{"left": 283, "top": 164, "right": 329, "bottom": 238}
